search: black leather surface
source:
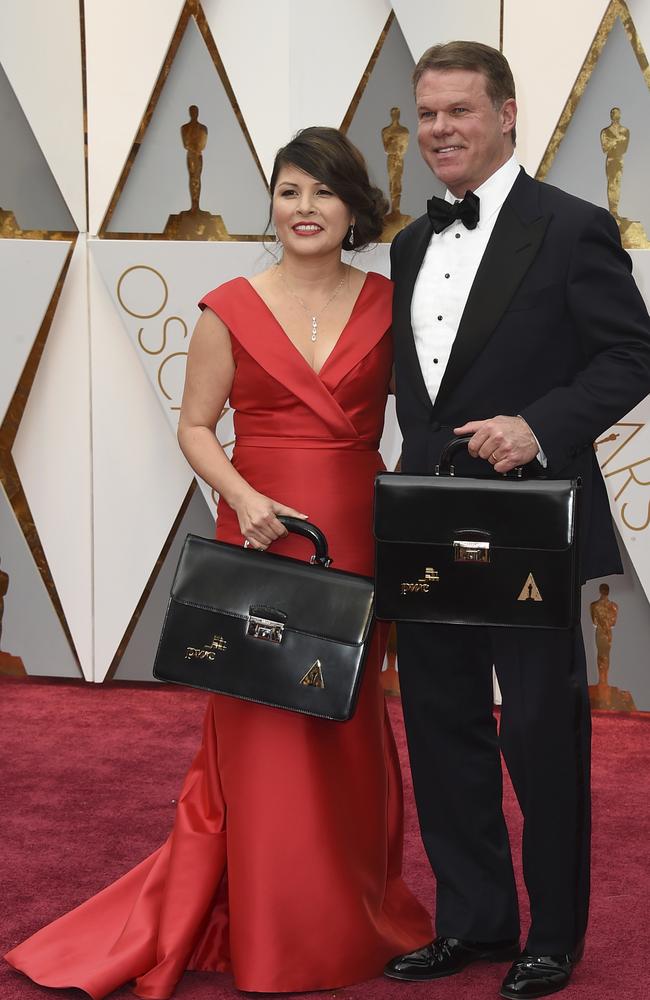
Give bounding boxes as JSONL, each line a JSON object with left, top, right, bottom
{"left": 374, "top": 473, "right": 580, "bottom": 629}
{"left": 153, "top": 532, "right": 375, "bottom": 721}
{"left": 375, "top": 475, "right": 576, "bottom": 549}
{"left": 171, "top": 535, "right": 374, "bottom": 645}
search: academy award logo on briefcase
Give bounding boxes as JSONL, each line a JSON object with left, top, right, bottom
{"left": 517, "top": 574, "right": 543, "bottom": 602}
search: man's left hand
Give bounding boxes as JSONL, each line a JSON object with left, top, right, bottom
{"left": 454, "top": 416, "right": 539, "bottom": 473}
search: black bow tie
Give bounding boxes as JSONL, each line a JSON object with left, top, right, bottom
{"left": 427, "top": 191, "right": 480, "bottom": 233}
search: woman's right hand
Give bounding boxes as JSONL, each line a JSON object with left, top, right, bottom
{"left": 232, "top": 489, "right": 308, "bottom": 550}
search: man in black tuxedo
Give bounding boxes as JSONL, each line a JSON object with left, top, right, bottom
{"left": 384, "top": 41, "right": 650, "bottom": 999}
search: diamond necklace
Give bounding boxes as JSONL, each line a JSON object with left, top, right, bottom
{"left": 275, "top": 265, "right": 347, "bottom": 341}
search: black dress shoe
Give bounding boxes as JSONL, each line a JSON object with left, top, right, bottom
{"left": 384, "top": 936, "right": 521, "bottom": 981}
{"left": 500, "top": 953, "right": 577, "bottom": 998}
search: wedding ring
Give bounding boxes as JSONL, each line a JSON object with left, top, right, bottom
{"left": 243, "top": 539, "right": 250, "bottom": 549}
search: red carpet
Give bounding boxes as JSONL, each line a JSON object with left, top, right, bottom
{"left": 1, "top": 676, "right": 648, "bottom": 1000}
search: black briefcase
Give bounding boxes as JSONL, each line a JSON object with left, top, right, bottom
{"left": 374, "top": 437, "right": 580, "bottom": 629}
{"left": 153, "top": 517, "right": 375, "bottom": 720}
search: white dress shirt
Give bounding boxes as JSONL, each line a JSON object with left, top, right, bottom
{"left": 412, "top": 153, "right": 520, "bottom": 403}
{"left": 411, "top": 154, "right": 546, "bottom": 465}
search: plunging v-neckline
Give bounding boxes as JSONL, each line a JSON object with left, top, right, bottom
{"left": 242, "top": 274, "right": 370, "bottom": 378}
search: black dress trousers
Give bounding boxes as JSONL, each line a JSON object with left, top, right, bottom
{"left": 396, "top": 620, "right": 591, "bottom": 955}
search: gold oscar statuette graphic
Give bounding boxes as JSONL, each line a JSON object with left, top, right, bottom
{"left": 380, "top": 107, "right": 413, "bottom": 241}
{"left": 0, "top": 206, "right": 21, "bottom": 237}
{"left": 588, "top": 583, "right": 636, "bottom": 711}
{"left": 0, "top": 557, "right": 27, "bottom": 676}
{"left": 164, "top": 105, "right": 233, "bottom": 240}
{"left": 517, "top": 573, "right": 543, "bottom": 602}
{"left": 600, "top": 107, "right": 649, "bottom": 249}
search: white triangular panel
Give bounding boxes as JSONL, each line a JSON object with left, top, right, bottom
{"left": 85, "top": 0, "right": 186, "bottom": 234}
{"left": 392, "top": 0, "right": 500, "bottom": 61}
{"left": 503, "top": 0, "right": 610, "bottom": 176}
{"left": 12, "top": 237, "right": 93, "bottom": 679}
{"left": 598, "top": 402, "right": 650, "bottom": 600}
{"left": 0, "top": 1, "right": 86, "bottom": 230}
{"left": 88, "top": 243, "right": 193, "bottom": 680}
{"left": 112, "top": 485, "right": 215, "bottom": 681}
{"left": 0, "top": 239, "right": 70, "bottom": 426}
{"left": 91, "top": 239, "right": 271, "bottom": 514}
{"left": 204, "top": 0, "right": 392, "bottom": 179}
{"left": 596, "top": 250, "right": 650, "bottom": 601}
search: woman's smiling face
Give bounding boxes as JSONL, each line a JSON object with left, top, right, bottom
{"left": 272, "top": 165, "right": 353, "bottom": 256}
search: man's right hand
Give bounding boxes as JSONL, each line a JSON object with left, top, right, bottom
{"left": 454, "top": 415, "right": 539, "bottom": 473}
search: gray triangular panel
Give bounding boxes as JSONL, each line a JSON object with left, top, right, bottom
{"left": 0, "top": 62, "right": 76, "bottom": 232}
{"left": 0, "top": 483, "right": 80, "bottom": 677}
{"left": 113, "top": 487, "right": 215, "bottom": 681}
{"left": 107, "top": 18, "right": 268, "bottom": 235}
{"left": 546, "top": 17, "right": 650, "bottom": 233}
{"left": 346, "top": 18, "right": 444, "bottom": 220}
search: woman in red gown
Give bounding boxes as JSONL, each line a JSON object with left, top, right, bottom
{"left": 5, "top": 127, "right": 431, "bottom": 997}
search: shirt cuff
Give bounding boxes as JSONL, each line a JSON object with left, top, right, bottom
{"left": 517, "top": 415, "right": 547, "bottom": 468}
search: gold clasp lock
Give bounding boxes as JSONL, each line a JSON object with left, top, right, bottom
{"left": 246, "top": 615, "right": 285, "bottom": 643}
{"left": 454, "top": 540, "right": 490, "bottom": 563}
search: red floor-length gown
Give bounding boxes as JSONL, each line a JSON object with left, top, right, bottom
{"left": 5, "top": 272, "right": 431, "bottom": 997}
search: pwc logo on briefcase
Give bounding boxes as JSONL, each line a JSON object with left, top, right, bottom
{"left": 400, "top": 567, "right": 440, "bottom": 594}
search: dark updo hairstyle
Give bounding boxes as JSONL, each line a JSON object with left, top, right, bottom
{"left": 269, "top": 126, "right": 388, "bottom": 251}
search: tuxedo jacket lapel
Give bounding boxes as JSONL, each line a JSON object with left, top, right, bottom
{"left": 393, "top": 217, "right": 435, "bottom": 415}
{"left": 433, "top": 170, "right": 550, "bottom": 414}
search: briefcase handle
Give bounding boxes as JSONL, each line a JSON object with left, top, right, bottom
{"left": 436, "top": 435, "right": 524, "bottom": 479}
{"left": 277, "top": 516, "right": 332, "bottom": 567}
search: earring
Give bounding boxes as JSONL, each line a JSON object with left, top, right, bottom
{"left": 348, "top": 223, "right": 355, "bottom": 247}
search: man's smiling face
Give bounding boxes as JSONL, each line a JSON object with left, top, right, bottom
{"left": 415, "top": 68, "right": 516, "bottom": 197}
